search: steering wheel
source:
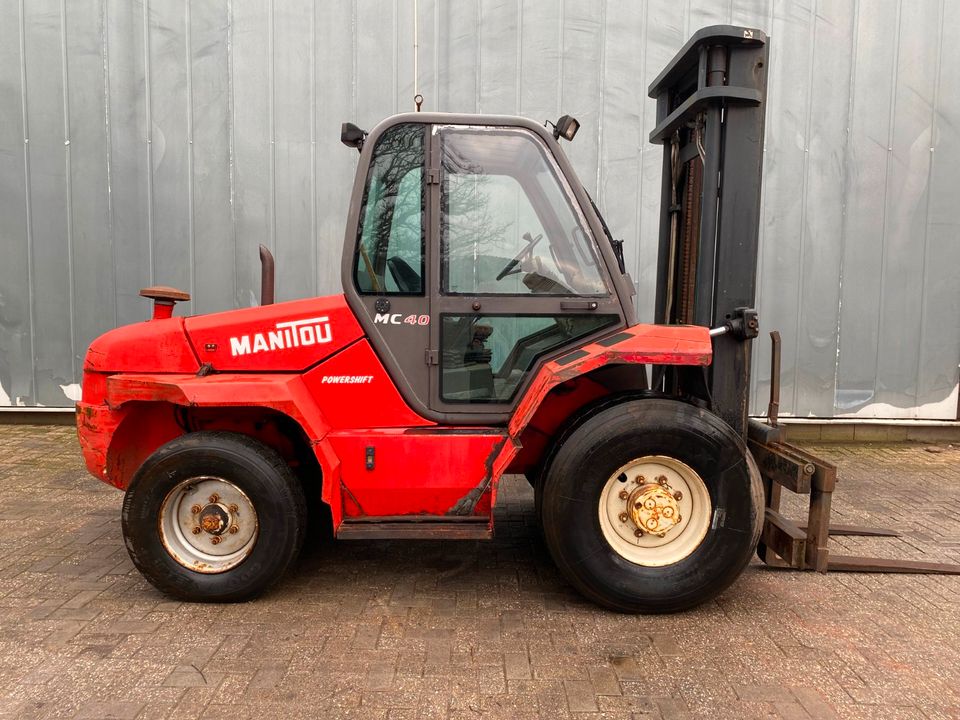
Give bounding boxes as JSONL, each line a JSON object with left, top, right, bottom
{"left": 495, "top": 232, "right": 543, "bottom": 281}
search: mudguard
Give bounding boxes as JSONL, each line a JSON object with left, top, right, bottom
{"left": 489, "top": 322, "right": 713, "bottom": 507}
{"left": 78, "top": 372, "right": 349, "bottom": 526}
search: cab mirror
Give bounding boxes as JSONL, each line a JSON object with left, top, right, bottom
{"left": 341, "top": 122, "right": 367, "bottom": 152}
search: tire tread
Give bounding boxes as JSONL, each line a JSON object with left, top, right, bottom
{"left": 121, "top": 431, "right": 306, "bottom": 602}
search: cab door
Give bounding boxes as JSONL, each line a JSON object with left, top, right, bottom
{"left": 427, "top": 124, "right": 625, "bottom": 420}
{"left": 347, "top": 122, "right": 432, "bottom": 412}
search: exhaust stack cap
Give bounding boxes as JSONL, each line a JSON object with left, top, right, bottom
{"left": 140, "top": 286, "right": 190, "bottom": 320}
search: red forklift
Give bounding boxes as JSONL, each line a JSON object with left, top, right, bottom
{"left": 76, "top": 26, "right": 960, "bottom": 612}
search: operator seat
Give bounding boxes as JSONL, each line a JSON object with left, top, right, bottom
{"left": 386, "top": 256, "right": 421, "bottom": 293}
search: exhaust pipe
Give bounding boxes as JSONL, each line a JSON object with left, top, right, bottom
{"left": 259, "top": 244, "right": 275, "bottom": 305}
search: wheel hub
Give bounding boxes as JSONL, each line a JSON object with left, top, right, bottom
{"left": 199, "top": 503, "right": 231, "bottom": 535}
{"left": 598, "top": 455, "right": 712, "bottom": 567}
{"left": 159, "top": 477, "right": 259, "bottom": 573}
{"left": 627, "top": 482, "right": 681, "bottom": 537}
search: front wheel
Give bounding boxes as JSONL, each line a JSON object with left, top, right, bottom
{"left": 540, "top": 398, "right": 763, "bottom": 613}
{"left": 121, "top": 432, "right": 306, "bottom": 602}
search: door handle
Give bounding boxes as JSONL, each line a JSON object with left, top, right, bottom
{"left": 560, "top": 300, "right": 599, "bottom": 311}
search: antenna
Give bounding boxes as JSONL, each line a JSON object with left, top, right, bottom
{"left": 413, "top": 0, "right": 423, "bottom": 111}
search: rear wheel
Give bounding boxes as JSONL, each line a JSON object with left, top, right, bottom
{"left": 122, "top": 432, "right": 306, "bottom": 602}
{"left": 540, "top": 398, "right": 763, "bottom": 613}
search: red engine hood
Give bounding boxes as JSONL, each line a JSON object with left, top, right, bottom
{"left": 184, "top": 294, "right": 364, "bottom": 372}
{"left": 85, "top": 318, "right": 199, "bottom": 374}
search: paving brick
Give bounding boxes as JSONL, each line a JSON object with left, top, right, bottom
{"left": 164, "top": 664, "right": 212, "bottom": 688}
{"left": 656, "top": 698, "right": 691, "bottom": 720}
{"left": 62, "top": 589, "right": 102, "bottom": 609}
{"left": 734, "top": 684, "right": 791, "bottom": 702}
{"left": 503, "top": 651, "right": 531, "bottom": 680}
{"left": 650, "top": 633, "right": 682, "bottom": 658}
{"left": 101, "top": 620, "right": 160, "bottom": 635}
{"left": 73, "top": 700, "right": 144, "bottom": 719}
{"left": 608, "top": 656, "right": 643, "bottom": 681}
{"left": 588, "top": 667, "right": 621, "bottom": 696}
{"left": 365, "top": 660, "right": 396, "bottom": 691}
{"left": 248, "top": 664, "right": 286, "bottom": 690}
{"left": 564, "top": 679, "right": 599, "bottom": 712}
{"left": 773, "top": 701, "right": 812, "bottom": 719}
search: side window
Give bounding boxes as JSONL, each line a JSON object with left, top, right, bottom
{"left": 440, "top": 314, "right": 617, "bottom": 403}
{"left": 440, "top": 127, "right": 608, "bottom": 296}
{"left": 354, "top": 123, "right": 425, "bottom": 294}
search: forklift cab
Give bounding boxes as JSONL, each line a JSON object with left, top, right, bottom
{"left": 341, "top": 114, "right": 638, "bottom": 424}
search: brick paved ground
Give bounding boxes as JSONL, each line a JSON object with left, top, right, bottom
{"left": 1, "top": 425, "right": 959, "bottom": 720}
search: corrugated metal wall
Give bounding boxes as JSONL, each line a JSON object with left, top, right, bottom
{"left": 0, "top": 0, "right": 957, "bottom": 417}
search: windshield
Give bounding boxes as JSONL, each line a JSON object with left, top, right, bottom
{"left": 439, "top": 126, "right": 608, "bottom": 296}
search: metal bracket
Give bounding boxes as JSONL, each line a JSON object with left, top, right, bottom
{"left": 708, "top": 307, "right": 759, "bottom": 340}
{"left": 729, "top": 307, "right": 759, "bottom": 339}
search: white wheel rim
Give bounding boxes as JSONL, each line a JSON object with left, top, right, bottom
{"left": 598, "top": 455, "right": 711, "bottom": 567}
{"left": 158, "top": 476, "right": 259, "bottom": 574}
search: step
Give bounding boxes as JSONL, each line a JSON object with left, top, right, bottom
{"left": 336, "top": 516, "right": 492, "bottom": 540}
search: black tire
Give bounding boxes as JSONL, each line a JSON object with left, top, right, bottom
{"left": 121, "top": 432, "right": 306, "bottom": 602}
{"left": 540, "top": 398, "right": 763, "bottom": 613}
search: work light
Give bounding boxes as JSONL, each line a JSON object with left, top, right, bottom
{"left": 553, "top": 115, "right": 580, "bottom": 142}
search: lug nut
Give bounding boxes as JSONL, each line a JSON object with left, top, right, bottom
{"left": 190, "top": 504, "right": 202, "bottom": 515}
{"left": 618, "top": 512, "right": 629, "bottom": 523}
{"left": 634, "top": 529, "right": 644, "bottom": 537}
{"left": 657, "top": 475, "right": 668, "bottom": 486}
{"left": 228, "top": 525, "right": 239, "bottom": 534}
{"left": 229, "top": 503, "right": 239, "bottom": 513}
{"left": 208, "top": 493, "right": 219, "bottom": 503}
{"left": 619, "top": 490, "right": 629, "bottom": 500}
{"left": 673, "top": 491, "right": 683, "bottom": 501}
{"left": 191, "top": 526, "right": 202, "bottom": 535}
{"left": 210, "top": 536, "right": 222, "bottom": 545}
{"left": 634, "top": 475, "right": 645, "bottom": 485}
